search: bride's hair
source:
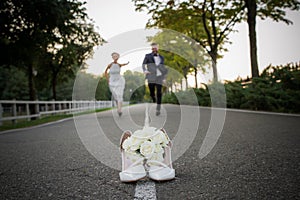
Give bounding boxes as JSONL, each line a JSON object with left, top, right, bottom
{"left": 111, "top": 52, "right": 120, "bottom": 57}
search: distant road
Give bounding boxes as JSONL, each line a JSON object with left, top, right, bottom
{"left": 0, "top": 104, "right": 299, "bottom": 199}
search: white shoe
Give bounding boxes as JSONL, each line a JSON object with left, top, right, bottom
{"left": 148, "top": 129, "right": 175, "bottom": 181}
{"left": 119, "top": 158, "right": 147, "bottom": 182}
{"left": 119, "top": 131, "right": 146, "bottom": 182}
{"left": 147, "top": 160, "right": 175, "bottom": 181}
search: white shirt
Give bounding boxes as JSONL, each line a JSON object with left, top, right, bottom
{"left": 154, "top": 55, "right": 162, "bottom": 76}
{"left": 154, "top": 55, "right": 161, "bottom": 66}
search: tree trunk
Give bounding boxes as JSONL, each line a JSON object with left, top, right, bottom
{"left": 28, "top": 65, "right": 36, "bottom": 101}
{"left": 245, "top": 0, "right": 259, "bottom": 78}
{"left": 194, "top": 67, "right": 198, "bottom": 88}
{"left": 51, "top": 64, "right": 59, "bottom": 100}
{"left": 185, "top": 77, "right": 188, "bottom": 90}
{"left": 52, "top": 75, "right": 57, "bottom": 100}
{"left": 210, "top": 51, "right": 218, "bottom": 82}
{"left": 180, "top": 79, "right": 183, "bottom": 91}
{"left": 28, "top": 64, "right": 37, "bottom": 119}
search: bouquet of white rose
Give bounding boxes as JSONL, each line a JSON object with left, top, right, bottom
{"left": 121, "top": 126, "right": 170, "bottom": 163}
{"left": 119, "top": 125, "right": 175, "bottom": 182}
{"left": 119, "top": 104, "right": 175, "bottom": 182}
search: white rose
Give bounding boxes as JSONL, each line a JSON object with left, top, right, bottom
{"left": 129, "top": 137, "right": 143, "bottom": 151}
{"left": 122, "top": 136, "right": 143, "bottom": 152}
{"left": 132, "top": 129, "right": 145, "bottom": 137}
{"left": 152, "top": 130, "right": 169, "bottom": 146}
{"left": 154, "top": 144, "right": 163, "bottom": 154}
{"left": 141, "top": 127, "right": 157, "bottom": 137}
{"left": 140, "top": 141, "right": 155, "bottom": 158}
{"left": 150, "top": 152, "right": 164, "bottom": 163}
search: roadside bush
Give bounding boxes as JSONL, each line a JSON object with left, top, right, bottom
{"left": 162, "top": 62, "right": 300, "bottom": 113}
{"left": 162, "top": 92, "right": 178, "bottom": 104}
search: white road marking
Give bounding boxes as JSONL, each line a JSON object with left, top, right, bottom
{"left": 134, "top": 180, "right": 157, "bottom": 200}
{"left": 133, "top": 104, "right": 156, "bottom": 200}
{"left": 144, "top": 103, "right": 150, "bottom": 127}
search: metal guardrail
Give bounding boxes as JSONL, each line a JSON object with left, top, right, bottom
{"left": 0, "top": 100, "right": 115, "bottom": 125}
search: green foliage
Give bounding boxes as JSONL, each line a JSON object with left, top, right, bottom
{"left": 224, "top": 81, "right": 245, "bottom": 109}
{"left": 55, "top": 78, "right": 75, "bottom": 100}
{"left": 0, "top": 0, "right": 103, "bottom": 101}
{"left": 132, "top": 0, "right": 300, "bottom": 81}
{"left": 72, "top": 71, "right": 100, "bottom": 100}
{"left": 163, "top": 62, "right": 300, "bottom": 113}
{"left": 241, "top": 77, "right": 280, "bottom": 111}
{"left": 256, "top": 0, "right": 300, "bottom": 24}
{"left": 150, "top": 29, "right": 209, "bottom": 89}
{"left": 162, "top": 92, "right": 178, "bottom": 104}
{"left": 123, "top": 70, "right": 145, "bottom": 103}
{"left": 242, "top": 0, "right": 300, "bottom": 78}
{"left": 193, "top": 87, "right": 211, "bottom": 107}
{"left": 132, "top": 0, "right": 245, "bottom": 81}
{"left": 175, "top": 89, "right": 198, "bottom": 105}
{"left": 0, "top": 66, "right": 29, "bottom": 100}
{"left": 207, "top": 82, "right": 227, "bottom": 107}
{"left": 163, "top": 88, "right": 210, "bottom": 106}
{"left": 231, "top": 62, "right": 300, "bottom": 113}
{"left": 96, "top": 76, "right": 111, "bottom": 101}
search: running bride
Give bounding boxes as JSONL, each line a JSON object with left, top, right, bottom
{"left": 104, "top": 52, "right": 129, "bottom": 116}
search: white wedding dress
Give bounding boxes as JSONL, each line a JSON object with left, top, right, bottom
{"left": 109, "top": 63, "right": 125, "bottom": 102}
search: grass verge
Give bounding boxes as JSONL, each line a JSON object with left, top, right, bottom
{"left": 0, "top": 108, "right": 111, "bottom": 132}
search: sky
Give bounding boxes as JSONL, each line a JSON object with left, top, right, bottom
{"left": 84, "top": 0, "right": 300, "bottom": 83}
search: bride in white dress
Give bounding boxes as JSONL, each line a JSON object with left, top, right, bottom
{"left": 104, "top": 52, "right": 129, "bottom": 116}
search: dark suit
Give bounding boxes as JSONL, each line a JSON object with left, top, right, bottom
{"left": 142, "top": 52, "right": 168, "bottom": 111}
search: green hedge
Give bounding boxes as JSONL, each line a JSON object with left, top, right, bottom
{"left": 162, "top": 63, "right": 300, "bottom": 114}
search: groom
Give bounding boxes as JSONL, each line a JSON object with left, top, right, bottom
{"left": 142, "top": 43, "right": 168, "bottom": 116}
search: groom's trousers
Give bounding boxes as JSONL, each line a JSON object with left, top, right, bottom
{"left": 148, "top": 83, "right": 162, "bottom": 111}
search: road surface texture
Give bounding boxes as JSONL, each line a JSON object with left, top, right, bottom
{"left": 0, "top": 104, "right": 299, "bottom": 199}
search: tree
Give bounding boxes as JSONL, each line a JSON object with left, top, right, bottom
{"left": 132, "top": 0, "right": 244, "bottom": 82}
{"left": 147, "top": 3, "right": 208, "bottom": 84}
{"left": 0, "top": 0, "right": 103, "bottom": 102}
{"left": 153, "top": 52, "right": 189, "bottom": 91}
{"left": 149, "top": 28, "right": 206, "bottom": 89}
{"left": 164, "top": 52, "right": 192, "bottom": 90}
{"left": 242, "top": 0, "right": 300, "bottom": 78}
{"left": 44, "top": 3, "right": 103, "bottom": 99}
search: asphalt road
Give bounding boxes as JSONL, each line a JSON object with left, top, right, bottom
{"left": 0, "top": 104, "right": 299, "bottom": 199}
